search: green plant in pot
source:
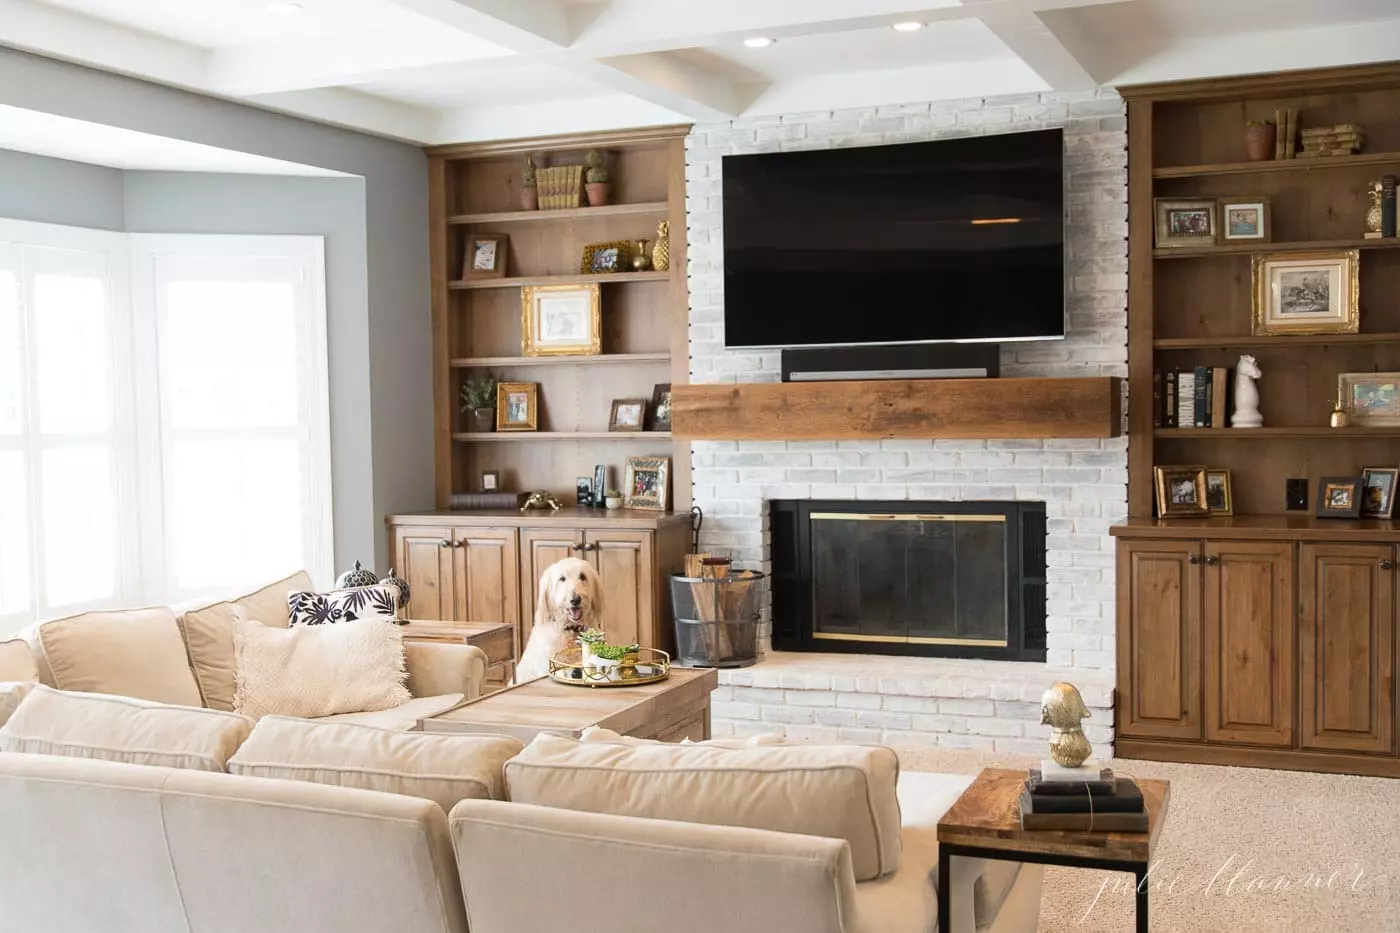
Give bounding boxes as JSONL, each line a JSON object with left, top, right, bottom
{"left": 584, "top": 150, "right": 609, "bottom": 206}
{"left": 520, "top": 154, "right": 538, "bottom": 210}
{"left": 460, "top": 372, "right": 498, "bottom": 433}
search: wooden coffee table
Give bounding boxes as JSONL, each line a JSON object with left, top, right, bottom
{"left": 417, "top": 666, "right": 719, "bottom": 743}
{"left": 937, "top": 768, "right": 1170, "bottom": 933}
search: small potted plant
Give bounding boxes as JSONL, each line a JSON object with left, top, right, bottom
{"left": 1244, "top": 120, "right": 1274, "bottom": 162}
{"left": 460, "top": 372, "right": 498, "bottom": 433}
{"left": 584, "top": 150, "right": 609, "bottom": 206}
{"left": 520, "top": 154, "right": 538, "bottom": 210}
{"left": 604, "top": 488, "right": 622, "bottom": 510}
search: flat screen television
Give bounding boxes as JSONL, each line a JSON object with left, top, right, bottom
{"left": 721, "top": 128, "right": 1064, "bottom": 349}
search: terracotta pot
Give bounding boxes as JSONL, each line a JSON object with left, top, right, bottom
{"left": 471, "top": 408, "right": 495, "bottom": 433}
{"left": 1244, "top": 124, "right": 1274, "bottom": 162}
{"left": 585, "top": 182, "right": 610, "bottom": 206}
{"left": 520, "top": 187, "right": 538, "bottom": 211}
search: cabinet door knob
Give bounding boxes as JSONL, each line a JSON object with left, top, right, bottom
{"left": 583, "top": 542, "right": 599, "bottom": 552}
{"left": 1205, "top": 555, "right": 1219, "bottom": 566}
{"left": 1187, "top": 553, "right": 1200, "bottom": 565}
{"left": 439, "top": 539, "right": 451, "bottom": 548}
{"left": 571, "top": 543, "right": 586, "bottom": 552}
{"left": 452, "top": 540, "right": 464, "bottom": 548}
{"left": 1382, "top": 559, "right": 1395, "bottom": 571}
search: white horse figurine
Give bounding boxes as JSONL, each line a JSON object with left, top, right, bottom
{"left": 1231, "top": 354, "right": 1263, "bottom": 428}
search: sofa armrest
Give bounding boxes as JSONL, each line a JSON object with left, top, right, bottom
{"left": 404, "top": 642, "right": 487, "bottom": 701}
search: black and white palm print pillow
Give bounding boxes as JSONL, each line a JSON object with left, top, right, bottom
{"left": 287, "top": 585, "right": 399, "bottom": 626}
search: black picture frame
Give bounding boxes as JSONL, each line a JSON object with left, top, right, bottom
{"left": 575, "top": 476, "right": 594, "bottom": 508}
{"left": 1316, "top": 476, "right": 1363, "bottom": 519}
{"left": 649, "top": 382, "right": 673, "bottom": 431}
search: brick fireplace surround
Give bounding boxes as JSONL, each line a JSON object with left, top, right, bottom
{"left": 684, "top": 89, "right": 1127, "bottom": 755}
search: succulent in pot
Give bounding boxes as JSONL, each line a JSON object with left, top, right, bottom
{"left": 460, "top": 372, "right": 498, "bottom": 433}
{"left": 584, "top": 150, "right": 610, "bottom": 206}
{"left": 520, "top": 154, "right": 538, "bottom": 210}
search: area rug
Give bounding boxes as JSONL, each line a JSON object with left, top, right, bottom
{"left": 895, "top": 746, "right": 1400, "bottom": 933}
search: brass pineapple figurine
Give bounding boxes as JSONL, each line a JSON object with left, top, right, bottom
{"left": 651, "top": 220, "right": 670, "bottom": 272}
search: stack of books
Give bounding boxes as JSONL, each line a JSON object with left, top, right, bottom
{"left": 1299, "top": 124, "right": 1366, "bottom": 158}
{"left": 1154, "top": 365, "right": 1230, "bottom": 428}
{"left": 1018, "top": 764, "right": 1148, "bottom": 832}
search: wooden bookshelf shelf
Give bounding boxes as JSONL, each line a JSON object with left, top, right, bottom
{"left": 1155, "top": 426, "right": 1400, "bottom": 439}
{"left": 1154, "top": 332, "right": 1400, "bottom": 349}
{"left": 1154, "top": 237, "right": 1400, "bottom": 259}
{"left": 1153, "top": 150, "right": 1400, "bottom": 179}
{"left": 453, "top": 432, "right": 674, "bottom": 442}
{"left": 450, "top": 353, "right": 670, "bottom": 368}
{"left": 448, "top": 271, "right": 670, "bottom": 290}
{"left": 447, "top": 201, "right": 669, "bottom": 225}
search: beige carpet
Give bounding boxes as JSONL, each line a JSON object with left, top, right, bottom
{"left": 896, "top": 746, "right": 1400, "bottom": 933}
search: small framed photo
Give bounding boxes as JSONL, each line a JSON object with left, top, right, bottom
{"left": 1339, "top": 372, "right": 1400, "bottom": 426}
{"left": 575, "top": 476, "right": 594, "bottom": 508}
{"left": 609, "top": 398, "right": 647, "bottom": 432}
{"left": 649, "top": 382, "right": 673, "bottom": 431}
{"left": 1317, "top": 476, "right": 1364, "bottom": 519}
{"left": 496, "top": 382, "right": 539, "bottom": 431}
{"left": 1360, "top": 467, "right": 1398, "bottom": 518}
{"left": 1219, "top": 197, "right": 1270, "bottom": 242}
{"left": 1252, "top": 249, "right": 1359, "bottom": 336}
{"left": 581, "top": 241, "right": 632, "bottom": 274}
{"left": 522, "top": 283, "right": 601, "bottom": 356}
{"left": 463, "top": 233, "right": 508, "bottom": 280}
{"left": 593, "top": 464, "right": 608, "bottom": 503}
{"left": 1154, "top": 198, "right": 1217, "bottom": 249}
{"left": 624, "top": 456, "right": 671, "bottom": 512}
{"left": 1205, "top": 469, "right": 1233, "bottom": 516}
{"left": 481, "top": 469, "right": 500, "bottom": 492}
{"left": 1153, "top": 465, "right": 1209, "bottom": 518}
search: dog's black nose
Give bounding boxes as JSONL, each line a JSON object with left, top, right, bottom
{"left": 569, "top": 595, "right": 582, "bottom": 607}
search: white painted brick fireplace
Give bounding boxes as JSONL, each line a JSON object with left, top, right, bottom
{"left": 684, "top": 89, "right": 1128, "bottom": 754}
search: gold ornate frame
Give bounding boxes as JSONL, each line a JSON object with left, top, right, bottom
{"left": 496, "top": 382, "right": 539, "bottom": 431}
{"left": 1205, "top": 469, "right": 1233, "bottom": 516}
{"left": 521, "top": 283, "right": 601, "bottom": 356}
{"left": 1153, "top": 465, "right": 1209, "bottom": 518}
{"left": 624, "top": 455, "right": 671, "bottom": 511}
{"left": 1339, "top": 371, "right": 1400, "bottom": 426}
{"left": 1252, "top": 249, "right": 1359, "bottom": 336}
{"left": 580, "top": 240, "right": 632, "bottom": 274}
{"left": 1153, "top": 198, "right": 1217, "bottom": 248}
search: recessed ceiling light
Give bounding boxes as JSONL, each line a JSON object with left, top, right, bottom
{"left": 892, "top": 21, "right": 924, "bottom": 32}
{"left": 267, "top": 1, "right": 304, "bottom": 14}
{"left": 742, "top": 37, "right": 775, "bottom": 49}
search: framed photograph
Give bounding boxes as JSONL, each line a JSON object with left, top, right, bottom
{"left": 1360, "top": 467, "right": 1398, "bottom": 518}
{"left": 1219, "top": 197, "right": 1270, "bottom": 242}
{"left": 1153, "top": 198, "right": 1217, "bottom": 249}
{"left": 1205, "top": 469, "right": 1234, "bottom": 516}
{"left": 1251, "top": 249, "right": 1359, "bottom": 336}
{"left": 521, "top": 283, "right": 601, "bottom": 356}
{"left": 580, "top": 241, "right": 632, "bottom": 274}
{"left": 624, "top": 456, "right": 671, "bottom": 512}
{"left": 609, "top": 398, "right": 647, "bottom": 432}
{"left": 481, "top": 469, "right": 500, "bottom": 492}
{"left": 496, "top": 382, "right": 538, "bottom": 431}
{"left": 1316, "top": 476, "right": 1364, "bottom": 519}
{"left": 1339, "top": 372, "right": 1400, "bottom": 426}
{"left": 593, "top": 464, "right": 608, "bottom": 503}
{"left": 463, "top": 233, "right": 508, "bottom": 280}
{"left": 649, "top": 382, "right": 673, "bottom": 431}
{"left": 1153, "top": 465, "right": 1209, "bottom": 517}
{"left": 575, "top": 476, "right": 594, "bottom": 508}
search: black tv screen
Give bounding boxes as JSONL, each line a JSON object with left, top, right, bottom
{"left": 721, "top": 129, "right": 1064, "bottom": 348}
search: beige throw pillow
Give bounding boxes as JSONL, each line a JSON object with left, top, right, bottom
{"left": 0, "top": 682, "right": 34, "bottom": 729}
{"left": 233, "top": 616, "right": 411, "bottom": 720}
{"left": 505, "top": 733, "right": 903, "bottom": 882}
{"left": 38, "top": 607, "right": 202, "bottom": 707}
{"left": 229, "top": 716, "right": 521, "bottom": 812}
{"left": 177, "top": 570, "right": 315, "bottom": 711}
{"left": 0, "top": 638, "right": 38, "bottom": 683}
{"left": 0, "top": 685, "right": 252, "bottom": 771}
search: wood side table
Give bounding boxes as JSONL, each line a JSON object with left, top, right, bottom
{"left": 937, "top": 768, "right": 1170, "bottom": 933}
{"left": 401, "top": 620, "right": 516, "bottom": 688}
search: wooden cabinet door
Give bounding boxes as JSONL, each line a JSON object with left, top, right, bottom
{"left": 519, "top": 528, "right": 583, "bottom": 650}
{"left": 1203, "top": 541, "right": 1294, "bottom": 747}
{"left": 1115, "top": 539, "right": 1202, "bottom": 740}
{"left": 1299, "top": 543, "right": 1395, "bottom": 753}
{"left": 451, "top": 527, "right": 519, "bottom": 628}
{"left": 586, "top": 530, "right": 655, "bottom": 650}
{"left": 394, "top": 525, "right": 454, "bottom": 621}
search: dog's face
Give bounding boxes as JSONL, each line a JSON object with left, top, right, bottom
{"left": 536, "top": 557, "right": 602, "bottom": 631}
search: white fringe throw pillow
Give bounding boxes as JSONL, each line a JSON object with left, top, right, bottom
{"left": 233, "top": 614, "right": 411, "bottom": 720}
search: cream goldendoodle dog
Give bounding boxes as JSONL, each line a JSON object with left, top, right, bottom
{"left": 515, "top": 557, "right": 604, "bottom": 682}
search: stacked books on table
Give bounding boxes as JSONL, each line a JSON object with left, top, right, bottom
{"left": 1298, "top": 123, "right": 1366, "bottom": 158}
{"left": 1019, "top": 764, "right": 1148, "bottom": 832}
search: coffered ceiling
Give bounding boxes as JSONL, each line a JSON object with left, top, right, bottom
{"left": 2, "top": 0, "right": 1398, "bottom": 145}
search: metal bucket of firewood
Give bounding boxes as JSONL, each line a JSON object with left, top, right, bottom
{"left": 670, "top": 559, "right": 762, "bottom": 668}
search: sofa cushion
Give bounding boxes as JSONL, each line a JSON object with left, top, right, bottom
{"left": 0, "top": 639, "right": 38, "bottom": 683}
{"left": 176, "top": 570, "right": 315, "bottom": 711}
{"left": 38, "top": 607, "right": 202, "bottom": 707}
{"left": 229, "top": 716, "right": 521, "bottom": 812}
{"left": 287, "top": 585, "right": 399, "bottom": 626}
{"left": 505, "top": 733, "right": 902, "bottom": 882}
{"left": 316, "top": 693, "right": 465, "bottom": 731}
{"left": 233, "top": 616, "right": 411, "bottom": 720}
{"left": 0, "top": 684, "right": 252, "bottom": 771}
{"left": 0, "top": 682, "right": 34, "bottom": 729}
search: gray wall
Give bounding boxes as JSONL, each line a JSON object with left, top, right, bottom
{"left": 0, "top": 148, "right": 125, "bottom": 230}
{"left": 0, "top": 48, "right": 433, "bottom": 575}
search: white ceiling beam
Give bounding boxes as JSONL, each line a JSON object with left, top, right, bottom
{"left": 434, "top": 93, "right": 688, "bottom": 145}
{"left": 582, "top": 53, "right": 750, "bottom": 123}
{"left": 243, "top": 87, "right": 441, "bottom": 145}
{"left": 380, "top": 0, "right": 571, "bottom": 52}
{"left": 976, "top": 7, "right": 1098, "bottom": 90}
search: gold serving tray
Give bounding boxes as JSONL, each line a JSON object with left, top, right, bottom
{"left": 548, "top": 646, "right": 671, "bottom": 688}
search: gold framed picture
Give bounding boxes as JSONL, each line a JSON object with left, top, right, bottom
{"left": 649, "top": 382, "right": 672, "bottom": 431}
{"left": 1316, "top": 476, "right": 1363, "bottom": 519}
{"left": 1252, "top": 249, "right": 1359, "bottom": 336}
{"left": 624, "top": 456, "right": 671, "bottom": 511}
{"left": 580, "top": 241, "right": 632, "bottom": 274}
{"left": 1219, "top": 197, "right": 1271, "bottom": 243}
{"left": 609, "top": 398, "right": 647, "bottom": 432}
{"left": 463, "top": 233, "right": 508, "bottom": 280}
{"left": 1153, "top": 465, "right": 1209, "bottom": 517}
{"left": 1153, "top": 198, "right": 1217, "bottom": 249}
{"left": 1338, "top": 371, "right": 1400, "bottom": 426}
{"left": 1360, "top": 467, "right": 1398, "bottom": 519}
{"left": 496, "top": 382, "right": 538, "bottom": 431}
{"left": 1205, "top": 469, "right": 1233, "bottom": 516}
{"left": 521, "top": 283, "right": 601, "bottom": 356}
